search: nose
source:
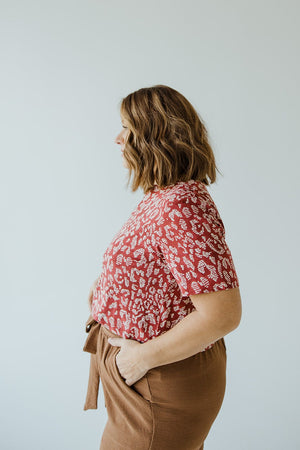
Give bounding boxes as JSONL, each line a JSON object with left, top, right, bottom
{"left": 115, "top": 130, "right": 125, "bottom": 145}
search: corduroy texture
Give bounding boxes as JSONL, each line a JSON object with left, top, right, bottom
{"left": 83, "top": 314, "right": 227, "bottom": 450}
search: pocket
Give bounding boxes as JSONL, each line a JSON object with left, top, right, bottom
{"left": 222, "top": 337, "right": 227, "bottom": 352}
{"left": 114, "top": 349, "right": 123, "bottom": 378}
{"left": 131, "top": 373, "right": 152, "bottom": 402}
{"left": 113, "top": 349, "right": 152, "bottom": 402}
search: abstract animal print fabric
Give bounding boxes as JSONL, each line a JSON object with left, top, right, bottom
{"left": 92, "top": 179, "right": 239, "bottom": 350}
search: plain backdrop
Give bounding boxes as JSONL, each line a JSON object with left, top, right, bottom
{"left": 1, "top": 1, "right": 299, "bottom": 449}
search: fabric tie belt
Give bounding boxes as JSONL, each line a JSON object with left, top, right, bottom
{"left": 82, "top": 313, "right": 102, "bottom": 410}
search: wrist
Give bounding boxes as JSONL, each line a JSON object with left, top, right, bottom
{"left": 140, "top": 339, "right": 159, "bottom": 371}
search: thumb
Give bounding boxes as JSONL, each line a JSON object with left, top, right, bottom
{"left": 108, "top": 338, "right": 123, "bottom": 346}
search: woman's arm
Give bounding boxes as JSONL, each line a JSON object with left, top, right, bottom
{"left": 142, "top": 287, "right": 242, "bottom": 370}
{"left": 87, "top": 277, "right": 99, "bottom": 312}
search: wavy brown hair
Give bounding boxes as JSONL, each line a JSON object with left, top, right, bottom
{"left": 119, "top": 84, "right": 221, "bottom": 195}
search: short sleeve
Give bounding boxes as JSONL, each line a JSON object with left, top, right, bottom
{"left": 153, "top": 194, "right": 240, "bottom": 297}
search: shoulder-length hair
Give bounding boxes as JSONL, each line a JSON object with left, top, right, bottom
{"left": 119, "top": 84, "right": 221, "bottom": 195}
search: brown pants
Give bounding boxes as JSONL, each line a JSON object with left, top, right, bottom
{"left": 83, "top": 314, "right": 227, "bottom": 450}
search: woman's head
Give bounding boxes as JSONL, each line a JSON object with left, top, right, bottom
{"left": 115, "top": 84, "right": 220, "bottom": 195}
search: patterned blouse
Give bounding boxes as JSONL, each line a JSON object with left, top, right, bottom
{"left": 92, "top": 179, "right": 239, "bottom": 351}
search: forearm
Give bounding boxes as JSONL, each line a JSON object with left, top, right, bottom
{"left": 142, "top": 310, "right": 238, "bottom": 370}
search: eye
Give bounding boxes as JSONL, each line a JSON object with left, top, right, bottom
{"left": 122, "top": 125, "right": 127, "bottom": 129}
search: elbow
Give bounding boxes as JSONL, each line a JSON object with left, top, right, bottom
{"left": 231, "top": 315, "right": 241, "bottom": 331}
{"left": 229, "top": 289, "right": 242, "bottom": 330}
{"left": 230, "top": 302, "right": 242, "bottom": 330}
{"left": 224, "top": 299, "right": 242, "bottom": 332}
{"left": 211, "top": 310, "right": 242, "bottom": 335}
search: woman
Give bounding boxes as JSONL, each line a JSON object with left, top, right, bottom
{"left": 83, "top": 84, "right": 242, "bottom": 450}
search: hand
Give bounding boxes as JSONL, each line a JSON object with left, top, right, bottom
{"left": 108, "top": 337, "right": 150, "bottom": 386}
{"left": 87, "top": 278, "right": 99, "bottom": 313}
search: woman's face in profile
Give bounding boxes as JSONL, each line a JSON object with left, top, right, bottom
{"left": 115, "top": 117, "right": 130, "bottom": 167}
{"left": 114, "top": 117, "right": 157, "bottom": 180}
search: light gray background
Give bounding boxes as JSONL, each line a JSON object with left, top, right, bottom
{"left": 1, "top": 1, "right": 299, "bottom": 449}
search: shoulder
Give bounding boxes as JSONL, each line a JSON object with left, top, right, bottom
{"left": 160, "top": 181, "right": 216, "bottom": 214}
{"left": 159, "top": 181, "right": 225, "bottom": 233}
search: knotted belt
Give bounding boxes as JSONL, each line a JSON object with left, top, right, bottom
{"left": 82, "top": 313, "right": 102, "bottom": 410}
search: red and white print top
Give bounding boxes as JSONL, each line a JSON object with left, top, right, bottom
{"left": 92, "top": 179, "right": 239, "bottom": 351}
